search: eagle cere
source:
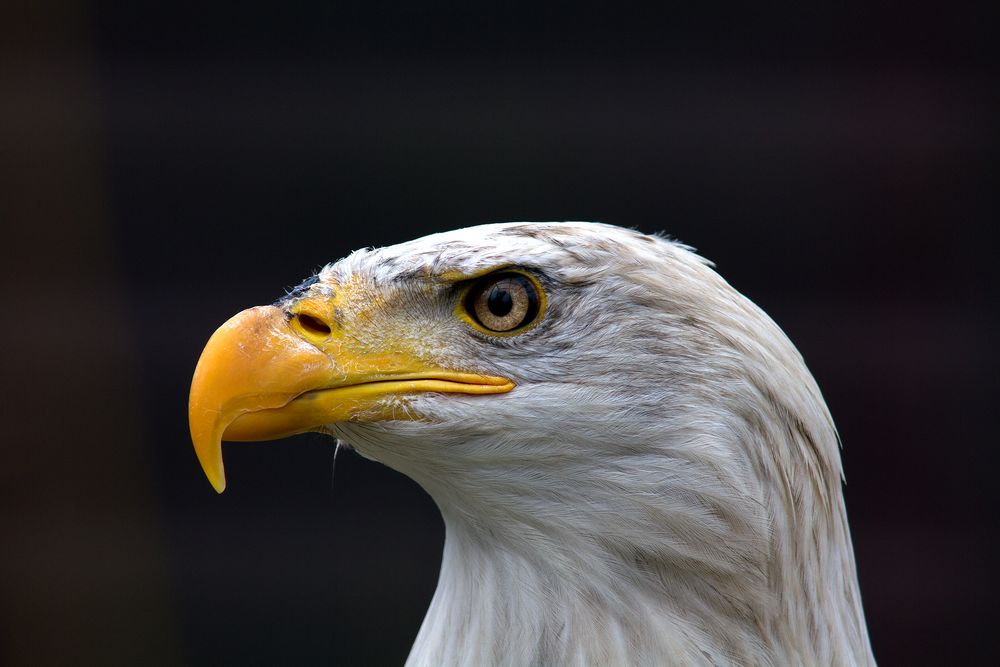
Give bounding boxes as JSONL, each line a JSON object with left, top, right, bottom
{"left": 189, "top": 222, "right": 875, "bottom": 665}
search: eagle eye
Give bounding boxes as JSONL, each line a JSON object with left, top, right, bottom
{"left": 464, "top": 272, "right": 542, "bottom": 334}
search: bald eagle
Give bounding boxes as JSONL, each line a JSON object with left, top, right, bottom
{"left": 189, "top": 222, "right": 875, "bottom": 666}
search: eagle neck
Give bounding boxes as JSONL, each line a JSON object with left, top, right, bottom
{"left": 405, "top": 510, "right": 751, "bottom": 667}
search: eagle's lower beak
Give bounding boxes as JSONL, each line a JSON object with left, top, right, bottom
{"left": 189, "top": 305, "right": 513, "bottom": 493}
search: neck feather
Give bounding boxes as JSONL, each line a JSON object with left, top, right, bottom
{"left": 400, "top": 414, "right": 874, "bottom": 666}
{"left": 408, "top": 512, "right": 758, "bottom": 666}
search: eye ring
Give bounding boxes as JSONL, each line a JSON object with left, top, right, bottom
{"left": 462, "top": 272, "right": 543, "bottom": 334}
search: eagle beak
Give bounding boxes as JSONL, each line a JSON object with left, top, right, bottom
{"left": 188, "top": 305, "right": 514, "bottom": 493}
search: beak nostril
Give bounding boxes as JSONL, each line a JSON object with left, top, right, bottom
{"left": 296, "top": 313, "right": 332, "bottom": 337}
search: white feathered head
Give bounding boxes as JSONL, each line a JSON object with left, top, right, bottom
{"left": 190, "top": 222, "right": 874, "bottom": 665}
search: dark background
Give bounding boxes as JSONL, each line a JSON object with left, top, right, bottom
{"left": 2, "top": 1, "right": 996, "bottom": 665}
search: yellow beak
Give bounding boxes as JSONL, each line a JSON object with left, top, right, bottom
{"left": 189, "top": 305, "right": 514, "bottom": 493}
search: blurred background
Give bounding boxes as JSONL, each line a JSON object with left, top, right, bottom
{"left": 2, "top": 1, "right": 995, "bottom": 664}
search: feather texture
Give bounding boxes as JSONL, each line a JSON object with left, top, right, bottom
{"left": 300, "top": 222, "right": 874, "bottom": 666}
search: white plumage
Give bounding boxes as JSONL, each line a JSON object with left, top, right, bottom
{"left": 314, "top": 222, "right": 874, "bottom": 666}
{"left": 192, "top": 221, "right": 875, "bottom": 665}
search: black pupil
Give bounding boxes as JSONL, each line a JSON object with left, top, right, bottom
{"left": 487, "top": 287, "right": 513, "bottom": 317}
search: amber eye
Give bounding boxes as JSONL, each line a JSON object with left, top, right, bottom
{"left": 465, "top": 273, "right": 541, "bottom": 333}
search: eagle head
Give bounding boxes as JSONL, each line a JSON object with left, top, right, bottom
{"left": 189, "top": 222, "right": 874, "bottom": 665}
